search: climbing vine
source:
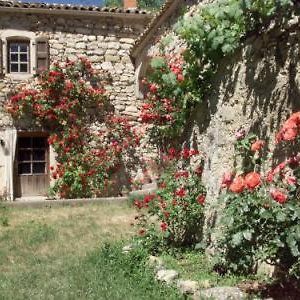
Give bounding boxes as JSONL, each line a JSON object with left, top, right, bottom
{"left": 141, "top": 0, "right": 293, "bottom": 145}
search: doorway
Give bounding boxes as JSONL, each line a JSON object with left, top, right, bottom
{"left": 15, "top": 133, "right": 49, "bottom": 198}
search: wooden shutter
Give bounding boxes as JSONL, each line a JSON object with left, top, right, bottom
{"left": 36, "top": 38, "right": 49, "bottom": 74}
{"left": 0, "top": 39, "right": 3, "bottom": 77}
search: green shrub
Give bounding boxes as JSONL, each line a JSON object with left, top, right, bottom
{"left": 133, "top": 148, "right": 206, "bottom": 253}
{"left": 216, "top": 112, "right": 300, "bottom": 278}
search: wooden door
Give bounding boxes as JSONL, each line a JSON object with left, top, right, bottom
{"left": 15, "top": 135, "right": 49, "bottom": 197}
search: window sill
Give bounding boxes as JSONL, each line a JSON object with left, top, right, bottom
{"left": 5, "top": 73, "right": 34, "bottom": 81}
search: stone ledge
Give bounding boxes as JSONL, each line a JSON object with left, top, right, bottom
{"left": 4, "top": 196, "right": 128, "bottom": 209}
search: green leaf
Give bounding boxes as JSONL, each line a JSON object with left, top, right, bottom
{"left": 232, "top": 232, "right": 243, "bottom": 246}
{"left": 243, "top": 230, "right": 253, "bottom": 241}
{"left": 276, "top": 211, "right": 286, "bottom": 222}
{"left": 161, "top": 73, "right": 177, "bottom": 86}
{"left": 150, "top": 57, "right": 166, "bottom": 69}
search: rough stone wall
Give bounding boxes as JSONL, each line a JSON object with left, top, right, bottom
{"left": 0, "top": 11, "right": 149, "bottom": 128}
{"left": 0, "top": 11, "right": 149, "bottom": 198}
{"left": 141, "top": 4, "right": 300, "bottom": 237}
{"left": 184, "top": 18, "right": 300, "bottom": 234}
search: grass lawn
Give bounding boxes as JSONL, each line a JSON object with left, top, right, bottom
{"left": 0, "top": 202, "right": 182, "bottom": 300}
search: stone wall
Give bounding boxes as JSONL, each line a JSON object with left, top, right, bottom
{"left": 186, "top": 17, "right": 300, "bottom": 236}
{"left": 139, "top": 4, "right": 300, "bottom": 239}
{"left": 0, "top": 11, "right": 149, "bottom": 127}
{"left": 0, "top": 10, "right": 150, "bottom": 199}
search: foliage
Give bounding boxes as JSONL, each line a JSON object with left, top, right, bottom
{"left": 217, "top": 112, "right": 300, "bottom": 278}
{"left": 104, "top": 0, "right": 165, "bottom": 11}
{"left": 6, "top": 58, "right": 140, "bottom": 198}
{"left": 133, "top": 148, "right": 206, "bottom": 253}
{"left": 161, "top": 250, "right": 262, "bottom": 287}
{"left": 0, "top": 203, "right": 9, "bottom": 227}
{"left": 141, "top": 0, "right": 293, "bottom": 145}
{"left": 140, "top": 53, "right": 192, "bottom": 143}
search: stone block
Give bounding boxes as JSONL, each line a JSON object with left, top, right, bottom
{"left": 75, "top": 42, "right": 86, "bottom": 49}
{"left": 105, "top": 55, "right": 120, "bottom": 62}
{"left": 120, "top": 38, "right": 135, "bottom": 44}
{"left": 177, "top": 280, "right": 199, "bottom": 295}
{"left": 101, "top": 62, "right": 113, "bottom": 70}
{"left": 121, "top": 44, "right": 132, "bottom": 50}
{"left": 194, "top": 287, "right": 247, "bottom": 300}
{"left": 106, "top": 49, "right": 118, "bottom": 55}
{"left": 156, "top": 269, "right": 179, "bottom": 284}
{"left": 52, "top": 43, "right": 64, "bottom": 50}
{"left": 107, "top": 42, "right": 120, "bottom": 50}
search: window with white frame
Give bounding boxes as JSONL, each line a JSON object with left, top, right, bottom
{"left": 8, "top": 40, "right": 30, "bottom": 73}
{"left": 0, "top": 30, "right": 49, "bottom": 78}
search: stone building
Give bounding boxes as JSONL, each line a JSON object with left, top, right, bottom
{"left": 0, "top": 0, "right": 152, "bottom": 200}
{"left": 130, "top": 0, "right": 300, "bottom": 231}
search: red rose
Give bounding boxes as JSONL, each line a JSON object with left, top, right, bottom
{"left": 266, "top": 171, "right": 274, "bottom": 183}
{"left": 197, "top": 194, "right": 205, "bottom": 205}
{"left": 181, "top": 147, "right": 190, "bottom": 159}
{"left": 229, "top": 176, "right": 245, "bottom": 193}
{"left": 221, "top": 172, "right": 234, "bottom": 188}
{"left": 163, "top": 211, "right": 170, "bottom": 219}
{"left": 251, "top": 140, "right": 265, "bottom": 152}
{"left": 144, "top": 194, "right": 155, "bottom": 204}
{"left": 270, "top": 189, "right": 288, "bottom": 204}
{"left": 285, "top": 176, "right": 297, "bottom": 186}
{"left": 167, "top": 147, "right": 177, "bottom": 159}
{"left": 175, "top": 170, "right": 189, "bottom": 178}
{"left": 175, "top": 188, "right": 186, "bottom": 198}
{"left": 149, "top": 84, "right": 158, "bottom": 93}
{"left": 245, "top": 172, "right": 261, "bottom": 189}
{"left": 282, "top": 127, "right": 298, "bottom": 141}
{"left": 160, "top": 222, "right": 168, "bottom": 232}
{"left": 277, "top": 119, "right": 299, "bottom": 142}
{"left": 289, "top": 112, "right": 300, "bottom": 124}
{"left": 177, "top": 74, "right": 184, "bottom": 82}
{"left": 195, "top": 166, "right": 203, "bottom": 177}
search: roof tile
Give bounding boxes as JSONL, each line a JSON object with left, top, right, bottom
{"left": 0, "top": 0, "right": 150, "bottom": 15}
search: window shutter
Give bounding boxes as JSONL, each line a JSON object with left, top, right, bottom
{"left": 0, "top": 39, "right": 3, "bottom": 77}
{"left": 36, "top": 38, "right": 49, "bottom": 74}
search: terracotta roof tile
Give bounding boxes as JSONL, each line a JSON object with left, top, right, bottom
{"left": 0, "top": 0, "right": 151, "bottom": 15}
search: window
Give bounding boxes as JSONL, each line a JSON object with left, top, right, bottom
{"left": 0, "top": 31, "right": 49, "bottom": 78}
{"left": 17, "top": 137, "right": 48, "bottom": 175}
{"left": 8, "top": 41, "right": 30, "bottom": 73}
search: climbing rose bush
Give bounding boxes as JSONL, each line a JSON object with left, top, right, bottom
{"left": 6, "top": 58, "right": 140, "bottom": 198}
{"left": 133, "top": 148, "right": 206, "bottom": 252}
{"left": 140, "top": 52, "right": 201, "bottom": 144}
{"left": 217, "top": 119, "right": 300, "bottom": 277}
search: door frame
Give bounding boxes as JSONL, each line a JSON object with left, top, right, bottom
{"left": 14, "top": 131, "right": 50, "bottom": 198}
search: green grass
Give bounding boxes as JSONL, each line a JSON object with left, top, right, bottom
{"left": 161, "top": 251, "right": 264, "bottom": 289}
{"left": 0, "top": 202, "right": 182, "bottom": 299}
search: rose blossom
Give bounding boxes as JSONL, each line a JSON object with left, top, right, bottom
{"left": 229, "top": 176, "right": 245, "bottom": 193}
{"left": 245, "top": 172, "right": 261, "bottom": 189}
{"left": 197, "top": 194, "right": 205, "bottom": 205}
{"left": 251, "top": 140, "right": 265, "bottom": 152}
{"left": 221, "top": 172, "right": 234, "bottom": 188}
{"left": 160, "top": 222, "right": 168, "bottom": 232}
{"left": 270, "top": 189, "right": 288, "bottom": 204}
{"left": 175, "top": 188, "right": 186, "bottom": 198}
{"left": 284, "top": 175, "right": 297, "bottom": 186}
